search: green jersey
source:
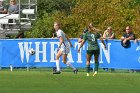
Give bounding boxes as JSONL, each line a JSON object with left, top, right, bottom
{"left": 83, "top": 32, "right": 101, "bottom": 50}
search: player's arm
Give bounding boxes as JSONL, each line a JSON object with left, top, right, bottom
{"left": 58, "top": 36, "right": 64, "bottom": 48}
{"left": 78, "top": 40, "right": 86, "bottom": 53}
{"left": 100, "top": 37, "right": 106, "bottom": 49}
{"left": 78, "top": 38, "right": 83, "bottom": 43}
{"left": 65, "top": 34, "right": 73, "bottom": 47}
{"left": 78, "top": 35, "right": 84, "bottom": 43}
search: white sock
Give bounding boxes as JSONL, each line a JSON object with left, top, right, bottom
{"left": 56, "top": 60, "right": 60, "bottom": 71}
{"left": 66, "top": 62, "right": 76, "bottom": 70}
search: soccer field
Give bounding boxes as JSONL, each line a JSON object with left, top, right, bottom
{"left": 0, "top": 70, "right": 140, "bottom": 93}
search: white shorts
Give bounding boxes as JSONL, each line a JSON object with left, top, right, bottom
{"left": 60, "top": 42, "right": 70, "bottom": 54}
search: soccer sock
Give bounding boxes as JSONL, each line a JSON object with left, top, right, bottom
{"left": 56, "top": 60, "right": 60, "bottom": 71}
{"left": 66, "top": 62, "right": 76, "bottom": 70}
{"left": 86, "top": 65, "right": 90, "bottom": 73}
{"left": 94, "top": 62, "right": 99, "bottom": 72}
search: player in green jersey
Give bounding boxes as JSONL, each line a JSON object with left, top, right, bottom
{"left": 78, "top": 23, "right": 106, "bottom": 76}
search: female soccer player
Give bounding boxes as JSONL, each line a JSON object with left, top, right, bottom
{"left": 78, "top": 23, "right": 106, "bottom": 76}
{"left": 53, "top": 22, "right": 78, "bottom": 74}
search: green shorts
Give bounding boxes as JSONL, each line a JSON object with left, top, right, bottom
{"left": 87, "top": 50, "right": 100, "bottom": 56}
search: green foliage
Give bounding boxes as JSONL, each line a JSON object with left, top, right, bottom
{"left": 25, "top": 0, "right": 76, "bottom": 38}
{"left": 37, "top": 0, "right": 76, "bottom": 17}
{"left": 26, "top": 0, "right": 140, "bottom": 38}
{"left": 25, "top": 14, "right": 55, "bottom": 38}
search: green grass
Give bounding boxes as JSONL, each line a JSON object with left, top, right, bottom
{"left": 0, "top": 70, "right": 140, "bottom": 93}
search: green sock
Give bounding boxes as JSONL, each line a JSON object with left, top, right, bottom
{"left": 86, "top": 65, "right": 90, "bottom": 73}
{"left": 94, "top": 62, "right": 99, "bottom": 72}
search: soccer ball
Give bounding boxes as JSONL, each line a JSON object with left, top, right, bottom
{"left": 29, "top": 48, "right": 35, "bottom": 55}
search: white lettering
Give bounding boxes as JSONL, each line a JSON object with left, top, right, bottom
{"left": 34, "top": 42, "right": 47, "bottom": 62}
{"left": 67, "top": 49, "right": 74, "bottom": 63}
{"left": 75, "top": 42, "right": 87, "bottom": 63}
{"left": 50, "top": 42, "right": 59, "bottom": 62}
{"left": 18, "top": 42, "right": 32, "bottom": 63}
{"left": 75, "top": 43, "right": 82, "bottom": 63}
{"left": 99, "top": 43, "right": 111, "bottom": 64}
{"left": 136, "top": 46, "right": 140, "bottom": 51}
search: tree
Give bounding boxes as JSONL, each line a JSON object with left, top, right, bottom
{"left": 26, "top": 0, "right": 140, "bottom": 38}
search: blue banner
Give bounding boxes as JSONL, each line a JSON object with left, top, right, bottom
{"left": 0, "top": 39, "right": 140, "bottom": 69}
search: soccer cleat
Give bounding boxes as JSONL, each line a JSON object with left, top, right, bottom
{"left": 86, "top": 73, "right": 90, "bottom": 76}
{"left": 73, "top": 69, "right": 78, "bottom": 74}
{"left": 93, "top": 71, "right": 97, "bottom": 76}
{"left": 53, "top": 71, "right": 61, "bottom": 74}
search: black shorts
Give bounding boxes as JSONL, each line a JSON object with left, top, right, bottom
{"left": 87, "top": 50, "right": 100, "bottom": 56}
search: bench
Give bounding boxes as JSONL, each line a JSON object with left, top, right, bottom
{"left": 22, "top": 9, "right": 35, "bottom": 15}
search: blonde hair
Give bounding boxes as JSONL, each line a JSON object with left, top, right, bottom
{"left": 107, "top": 26, "right": 112, "bottom": 29}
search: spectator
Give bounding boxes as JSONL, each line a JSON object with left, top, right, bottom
{"left": 103, "top": 26, "right": 115, "bottom": 39}
{"left": 0, "top": 0, "right": 7, "bottom": 14}
{"left": 121, "top": 26, "right": 135, "bottom": 73}
{"left": 0, "top": 0, "right": 7, "bottom": 29}
{"left": 121, "top": 26, "right": 135, "bottom": 48}
{"left": 8, "top": 0, "right": 19, "bottom": 14}
{"left": 102, "top": 26, "right": 115, "bottom": 72}
{"left": 8, "top": 0, "right": 19, "bottom": 25}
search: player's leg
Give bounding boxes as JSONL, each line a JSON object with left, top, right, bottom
{"left": 63, "top": 43, "right": 78, "bottom": 74}
{"left": 62, "top": 54, "right": 78, "bottom": 74}
{"left": 53, "top": 50, "right": 62, "bottom": 74}
{"left": 93, "top": 50, "right": 100, "bottom": 76}
{"left": 86, "top": 50, "right": 93, "bottom": 76}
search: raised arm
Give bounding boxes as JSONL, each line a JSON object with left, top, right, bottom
{"left": 100, "top": 37, "right": 106, "bottom": 48}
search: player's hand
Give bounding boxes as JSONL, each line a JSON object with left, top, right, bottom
{"left": 78, "top": 48, "right": 80, "bottom": 53}
{"left": 70, "top": 43, "right": 73, "bottom": 47}
{"left": 104, "top": 45, "right": 107, "bottom": 49}
{"left": 57, "top": 48, "right": 60, "bottom": 52}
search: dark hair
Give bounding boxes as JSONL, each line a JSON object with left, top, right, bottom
{"left": 83, "top": 28, "right": 88, "bottom": 33}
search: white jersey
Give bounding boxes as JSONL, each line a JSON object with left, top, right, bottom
{"left": 56, "top": 29, "right": 70, "bottom": 54}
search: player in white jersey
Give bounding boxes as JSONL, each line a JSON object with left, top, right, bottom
{"left": 56, "top": 29, "right": 70, "bottom": 54}
{"left": 53, "top": 22, "right": 78, "bottom": 74}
